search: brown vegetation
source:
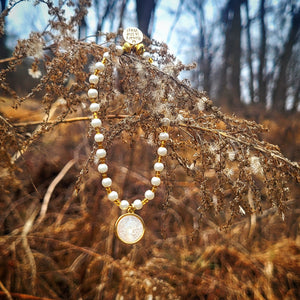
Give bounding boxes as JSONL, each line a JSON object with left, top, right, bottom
{"left": 0, "top": 1, "right": 299, "bottom": 299}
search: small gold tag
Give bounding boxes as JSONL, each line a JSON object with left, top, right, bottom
{"left": 123, "top": 27, "right": 143, "bottom": 45}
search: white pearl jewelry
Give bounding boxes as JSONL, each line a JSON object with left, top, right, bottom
{"left": 96, "top": 149, "right": 106, "bottom": 158}
{"left": 145, "top": 190, "right": 155, "bottom": 200}
{"left": 120, "top": 200, "right": 130, "bottom": 210}
{"left": 94, "top": 133, "right": 104, "bottom": 142}
{"left": 143, "top": 52, "right": 151, "bottom": 58}
{"left": 88, "top": 47, "right": 170, "bottom": 227}
{"left": 91, "top": 118, "right": 102, "bottom": 128}
{"left": 102, "top": 177, "right": 112, "bottom": 187}
{"left": 133, "top": 199, "right": 143, "bottom": 210}
{"left": 98, "top": 163, "right": 108, "bottom": 173}
{"left": 151, "top": 177, "right": 161, "bottom": 186}
{"left": 89, "top": 103, "right": 100, "bottom": 112}
{"left": 154, "top": 162, "right": 164, "bottom": 172}
{"left": 157, "top": 147, "right": 167, "bottom": 156}
{"left": 161, "top": 117, "right": 170, "bottom": 126}
{"left": 159, "top": 132, "right": 169, "bottom": 141}
{"left": 115, "top": 45, "right": 124, "bottom": 56}
{"left": 89, "top": 74, "right": 99, "bottom": 84}
{"left": 108, "top": 191, "right": 118, "bottom": 201}
{"left": 95, "top": 62, "right": 105, "bottom": 71}
{"left": 88, "top": 88, "right": 98, "bottom": 98}
{"left": 103, "top": 52, "right": 110, "bottom": 59}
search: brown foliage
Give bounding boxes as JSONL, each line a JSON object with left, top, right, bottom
{"left": 0, "top": 1, "right": 299, "bottom": 299}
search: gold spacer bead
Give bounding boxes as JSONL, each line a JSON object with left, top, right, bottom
{"left": 155, "top": 171, "right": 161, "bottom": 177}
{"left": 102, "top": 173, "right": 107, "bottom": 178}
{"left": 160, "top": 141, "right": 166, "bottom": 147}
{"left": 151, "top": 186, "right": 157, "bottom": 193}
{"left": 134, "top": 43, "right": 145, "bottom": 55}
{"left": 127, "top": 205, "right": 135, "bottom": 213}
{"left": 102, "top": 58, "right": 107, "bottom": 64}
{"left": 142, "top": 198, "right": 148, "bottom": 205}
{"left": 122, "top": 42, "right": 132, "bottom": 53}
{"left": 105, "top": 187, "right": 112, "bottom": 194}
{"left": 148, "top": 57, "right": 153, "bottom": 64}
{"left": 157, "top": 156, "right": 162, "bottom": 163}
{"left": 114, "top": 199, "right": 121, "bottom": 206}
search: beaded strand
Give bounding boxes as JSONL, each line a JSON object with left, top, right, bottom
{"left": 87, "top": 43, "right": 169, "bottom": 215}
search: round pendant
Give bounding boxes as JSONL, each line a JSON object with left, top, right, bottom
{"left": 115, "top": 213, "right": 145, "bottom": 244}
{"left": 123, "top": 27, "right": 143, "bottom": 45}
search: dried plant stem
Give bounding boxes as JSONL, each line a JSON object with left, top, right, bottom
{"left": 0, "top": 291, "right": 54, "bottom": 300}
{"left": 21, "top": 208, "right": 39, "bottom": 296}
{"left": 0, "top": 56, "right": 23, "bottom": 64}
{"left": 0, "top": 280, "right": 12, "bottom": 300}
{"left": 12, "top": 115, "right": 129, "bottom": 127}
{"left": 36, "top": 159, "right": 77, "bottom": 226}
{"left": 180, "top": 123, "right": 300, "bottom": 171}
{"left": 13, "top": 115, "right": 300, "bottom": 172}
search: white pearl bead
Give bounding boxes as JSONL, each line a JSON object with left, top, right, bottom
{"left": 88, "top": 88, "right": 98, "bottom": 98}
{"left": 157, "top": 147, "right": 167, "bottom": 156}
{"left": 151, "top": 177, "right": 161, "bottom": 186}
{"left": 143, "top": 52, "right": 151, "bottom": 58}
{"left": 95, "top": 62, "right": 105, "bottom": 71}
{"left": 102, "top": 177, "right": 112, "bottom": 187}
{"left": 108, "top": 191, "right": 118, "bottom": 201}
{"left": 161, "top": 117, "right": 170, "bottom": 126}
{"left": 103, "top": 52, "right": 110, "bottom": 59}
{"left": 94, "top": 133, "right": 104, "bottom": 142}
{"left": 98, "top": 163, "right": 108, "bottom": 173}
{"left": 133, "top": 199, "right": 143, "bottom": 210}
{"left": 89, "top": 74, "right": 99, "bottom": 84}
{"left": 154, "top": 162, "right": 164, "bottom": 172}
{"left": 159, "top": 132, "right": 169, "bottom": 141}
{"left": 145, "top": 190, "right": 154, "bottom": 200}
{"left": 96, "top": 148, "right": 106, "bottom": 158}
{"left": 89, "top": 103, "right": 100, "bottom": 112}
{"left": 91, "top": 118, "right": 102, "bottom": 128}
{"left": 115, "top": 45, "right": 123, "bottom": 56}
{"left": 119, "top": 200, "right": 129, "bottom": 210}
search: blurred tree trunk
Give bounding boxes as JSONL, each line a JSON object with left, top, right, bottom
{"left": 199, "top": 3, "right": 212, "bottom": 95}
{"left": 190, "top": 0, "right": 212, "bottom": 95}
{"left": 291, "top": 81, "right": 300, "bottom": 112}
{"left": 258, "top": 0, "right": 267, "bottom": 106}
{"left": 245, "top": 0, "right": 254, "bottom": 103}
{"left": 136, "top": 0, "right": 157, "bottom": 37}
{"left": 272, "top": 8, "right": 300, "bottom": 112}
{"left": 0, "top": 0, "right": 8, "bottom": 59}
{"left": 95, "top": 0, "right": 118, "bottom": 43}
{"left": 218, "top": 0, "right": 242, "bottom": 108}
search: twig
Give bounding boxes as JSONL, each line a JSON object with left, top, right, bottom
{"left": 21, "top": 207, "right": 39, "bottom": 296}
{"left": 12, "top": 115, "right": 129, "bottom": 127}
{"left": 0, "top": 280, "right": 12, "bottom": 300}
{"left": 179, "top": 123, "right": 300, "bottom": 171}
{"left": 0, "top": 291, "right": 54, "bottom": 300}
{"left": 36, "top": 159, "right": 77, "bottom": 226}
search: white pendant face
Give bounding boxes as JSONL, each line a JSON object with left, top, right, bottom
{"left": 115, "top": 213, "right": 145, "bottom": 244}
{"left": 123, "top": 27, "right": 143, "bottom": 45}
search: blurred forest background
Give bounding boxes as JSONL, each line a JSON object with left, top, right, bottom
{"left": 0, "top": 0, "right": 300, "bottom": 299}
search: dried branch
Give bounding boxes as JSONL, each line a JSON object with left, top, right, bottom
{"left": 36, "top": 159, "right": 77, "bottom": 226}
{"left": 0, "top": 280, "right": 12, "bottom": 300}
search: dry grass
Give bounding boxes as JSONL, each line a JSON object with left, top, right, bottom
{"left": 0, "top": 6, "right": 299, "bottom": 296}
{"left": 0, "top": 104, "right": 299, "bottom": 299}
